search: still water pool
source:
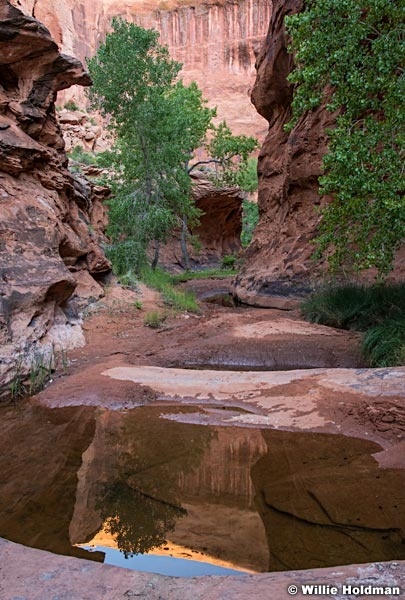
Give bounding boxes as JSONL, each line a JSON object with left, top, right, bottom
{"left": 0, "top": 401, "right": 404, "bottom": 576}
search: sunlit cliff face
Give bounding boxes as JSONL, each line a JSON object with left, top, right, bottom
{"left": 12, "top": 0, "right": 270, "bottom": 137}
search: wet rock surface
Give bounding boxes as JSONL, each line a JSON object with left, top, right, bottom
{"left": 1, "top": 538, "right": 404, "bottom": 599}
{"left": 0, "top": 282, "right": 404, "bottom": 597}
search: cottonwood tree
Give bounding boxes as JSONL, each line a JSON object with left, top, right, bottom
{"left": 286, "top": 0, "right": 404, "bottom": 275}
{"left": 87, "top": 18, "right": 258, "bottom": 272}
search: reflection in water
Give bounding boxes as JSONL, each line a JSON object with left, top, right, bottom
{"left": 0, "top": 401, "right": 404, "bottom": 576}
{"left": 252, "top": 429, "right": 405, "bottom": 571}
{"left": 0, "top": 402, "right": 103, "bottom": 562}
{"left": 83, "top": 545, "right": 249, "bottom": 576}
{"left": 90, "top": 407, "right": 215, "bottom": 557}
{"left": 96, "top": 482, "right": 186, "bottom": 556}
{"left": 78, "top": 410, "right": 269, "bottom": 570}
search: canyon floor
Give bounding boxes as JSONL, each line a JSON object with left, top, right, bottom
{"left": 1, "top": 278, "right": 404, "bottom": 599}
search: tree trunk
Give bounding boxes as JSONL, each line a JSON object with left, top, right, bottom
{"left": 180, "top": 215, "right": 190, "bottom": 271}
{"left": 151, "top": 239, "right": 160, "bottom": 270}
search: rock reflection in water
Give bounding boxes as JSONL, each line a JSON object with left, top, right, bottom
{"left": 90, "top": 407, "right": 213, "bottom": 557}
{"left": 0, "top": 401, "right": 404, "bottom": 575}
{"left": 95, "top": 482, "right": 187, "bottom": 557}
{"left": 0, "top": 402, "right": 103, "bottom": 563}
{"left": 71, "top": 407, "right": 269, "bottom": 571}
{"left": 251, "top": 429, "right": 405, "bottom": 571}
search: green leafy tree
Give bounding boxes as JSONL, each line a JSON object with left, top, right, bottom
{"left": 286, "top": 0, "right": 404, "bottom": 275}
{"left": 87, "top": 18, "right": 258, "bottom": 272}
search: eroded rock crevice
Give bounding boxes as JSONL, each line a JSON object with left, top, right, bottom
{"left": 0, "top": 0, "right": 111, "bottom": 398}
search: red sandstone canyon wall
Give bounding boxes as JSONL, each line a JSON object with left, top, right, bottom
{"left": 0, "top": 0, "right": 111, "bottom": 398}
{"left": 12, "top": 0, "right": 270, "bottom": 139}
{"left": 233, "top": 0, "right": 404, "bottom": 307}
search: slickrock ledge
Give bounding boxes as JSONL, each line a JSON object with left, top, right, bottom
{"left": 0, "top": 538, "right": 404, "bottom": 600}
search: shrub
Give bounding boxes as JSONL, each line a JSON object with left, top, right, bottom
{"left": 302, "top": 282, "right": 405, "bottom": 367}
{"left": 301, "top": 283, "right": 405, "bottom": 331}
{"left": 116, "top": 269, "right": 139, "bottom": 290}
{"left": 69, "top": 145, "right": 97, "bottom": 166}
{"left": 64, "top": 100, "right": 79, "bottom": 111}
{"left": 144, "top": 311, "right": 166, "bottom": 328}
{"left": 362, "top": 316, "right": 405, "bottom": 368}
{"left": 221, "top": 254, "right": 237, "bottom": 269}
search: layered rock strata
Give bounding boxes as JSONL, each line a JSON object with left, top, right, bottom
{"left": 234, "top": 0, "right": 404, "bottom": 307}
{"left": 233, "top": 0, "right": 332, "bottom": 306}
{"left": 0, "top": 0, "right": 111, "bottom": 398}
{"left": 13, "top": 0, "right": 270, "bottom": 139}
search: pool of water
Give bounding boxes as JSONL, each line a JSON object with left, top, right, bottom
{"left": 0, "top": 401, "right": 404, "bottom": 575}
{"left": 82, "top": 545, "right": 248, "bottom": 576}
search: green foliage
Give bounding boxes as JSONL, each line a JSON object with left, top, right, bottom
{"left": 236, "top": 158, "right": 258, "bottom": 193}
{"left": 9, "top": 356, "right": 25, "bottom": 401}
{"left": 8, "top": 348, "right": 55, "bottom": 400}
{"left": 302, "top": 282, "right": 405, "bottom": 366}
{"left": 241, "top": 199, "right": 259, "bottom": 247}
{"left": 29, "top": 351, "right": 54, "bottom": 396}
{"left": 68, "top": 145, "right": 97, "bottom": 165}
{"left": 87, "top": 19, "right": 258, "bottom": 274}
{"left": 221, "top": 254, "right": 237, "bottom": 269}
{"left": 87, "top": 20, "right": 211, "bottom": 271}
{"left": 64, "top": 100, "right": 79, "bottom": 111}
{"left": 141, "top": 267, "right": 200, "bottom": 313}
{"left": 116, "top": 268, "right": 139, "bottom": 289}
{"left": 144, "top": 311, "right": 166, "bottom": 328}
{"left": 205, "top": 122, "right": 259, "bottom": 186}
{"left": 170, "top": 267, "right": 237, "bottom": 282}
{"left": 362, "top": 316, "right": 405, "bottom": 367}
{"left": 286, "top": 1, "right": 405, "bottom": 275}
{"left": 302, "top": 282, "right": 405, "bottom": 330}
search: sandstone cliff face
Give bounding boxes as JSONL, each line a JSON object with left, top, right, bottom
{"left": 13, "top": 0, "right": 270, "bottom": 139}
{"left": 233, "top": 0, "right": 334, "bottom": 306}
{"left": 234, "top": 0, "right": 404, "bottom": 306}
{"left": 0, "top": 0, "right": 111, "bottom": 398}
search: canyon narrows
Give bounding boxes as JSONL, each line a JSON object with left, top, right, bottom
{"left": 0, "top": 0, "right": 404, "bottom": 598}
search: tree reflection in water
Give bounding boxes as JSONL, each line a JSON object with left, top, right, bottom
{"left": 95, "top": 407, "right": 215, "bottom": 556}
{"left": 98, "top": 482, "right": 186, "bottom": 556}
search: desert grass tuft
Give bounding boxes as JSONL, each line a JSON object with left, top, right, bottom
{"left": 301, "top": 282, "right": 405, "bottom": 367}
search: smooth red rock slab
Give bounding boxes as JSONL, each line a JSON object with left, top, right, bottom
{"left": 0, "top": 538, "right": 404, "bottom": 599}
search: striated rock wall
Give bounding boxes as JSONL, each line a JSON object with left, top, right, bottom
{"left": 0, "top": 0, "right": 111, "bottom": 398}
{"left": 233, "top": 0, "right": 332, "bottom": 306}
{"left": 234, "top": 0, "right": 404, "bottom": 307}
{"left": 135, "top": 0, "right": 271, "bottom": 137}
{"left": 13, "top": 0, "right": 270, "bottom": 139}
